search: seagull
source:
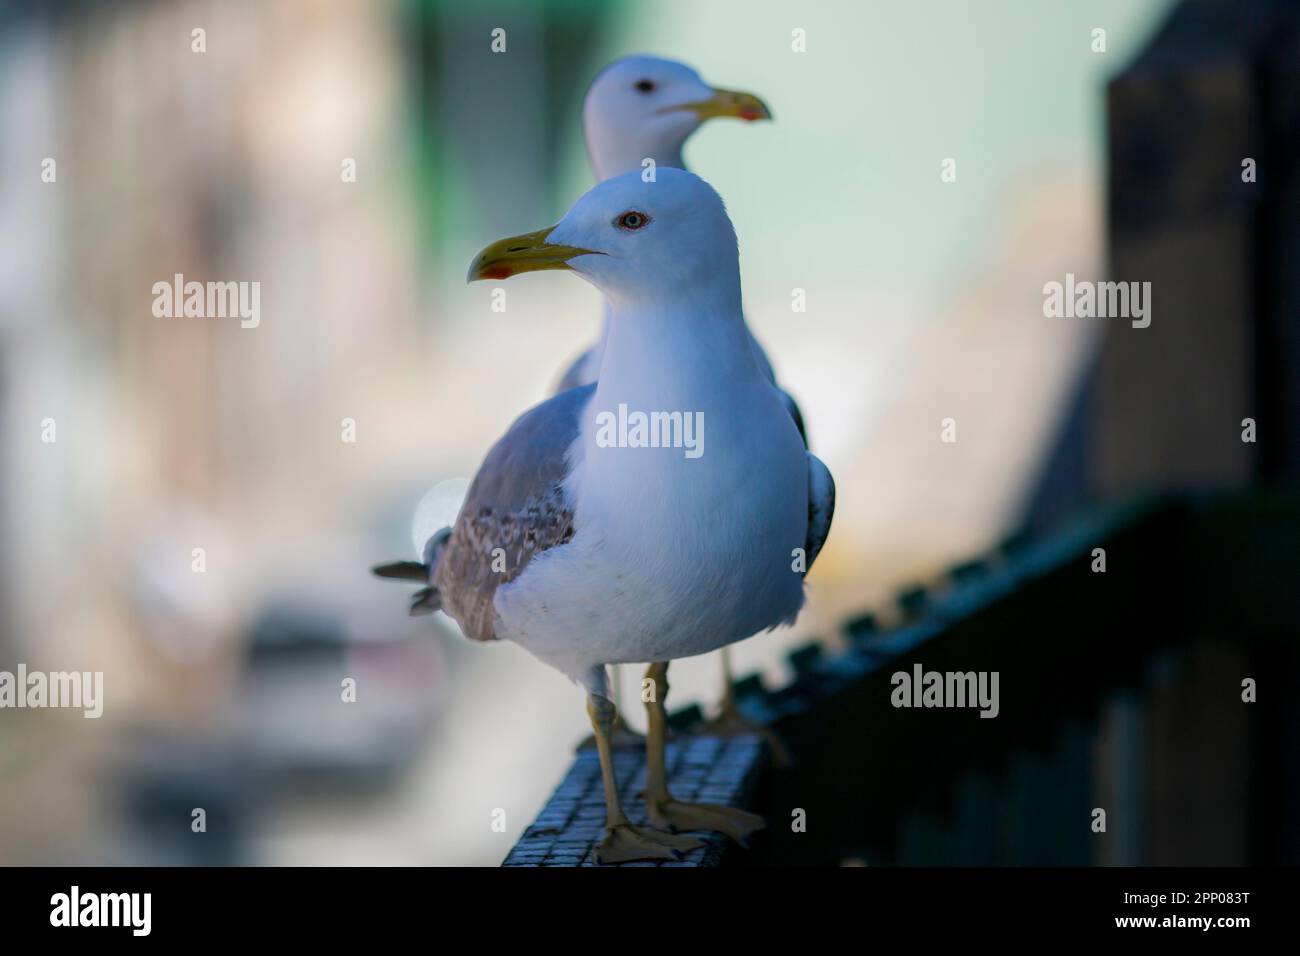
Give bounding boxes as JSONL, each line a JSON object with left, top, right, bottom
{"left": 374, "top": 169, "right": 834, "bottom": 863}
{"left": 558, "top": 55, "right": 806, "bottom": 739}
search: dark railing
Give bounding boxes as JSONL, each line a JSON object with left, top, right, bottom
{"left": 503, "top": 494, "right": 1300, "bottom": 865}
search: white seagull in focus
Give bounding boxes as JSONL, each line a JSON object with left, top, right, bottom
{"left": 374, "top": 169, "right": 834, "bottom": 863}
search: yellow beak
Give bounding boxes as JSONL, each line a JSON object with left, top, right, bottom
{"left": 466, "top": 227, "right": 601, "bottom": 282}
{"left": 671, "top": 86, "right": 772, "bottom": 122}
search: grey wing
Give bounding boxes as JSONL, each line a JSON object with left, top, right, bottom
{"left": 433, "top": 384, "right": 594, "bottom": 641}
{"left": 781, "top": 388, "right": 807, "bottom": 447}
{"left": 748, "top": 329, "right": 777, "bottom": 385}
{"left": 804, "top": 452, "right": 835, "bottom": 574}
{"left": 553, "top": 348, "right": 595, "bottom": 395}
{"left": 747, "top": 330, "right": 806, "bottom": 447}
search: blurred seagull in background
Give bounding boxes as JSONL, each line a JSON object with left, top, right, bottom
{"left": 374, "top": 170, "right": 834, "bottom": 862}
{"left": 557, "top": 55, "right": 806, "bottom": 743}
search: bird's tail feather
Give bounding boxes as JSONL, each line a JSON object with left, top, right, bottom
{"left": 371, "top": 527, "right": 452, "bottom": 617}
{"left": 409, "top": 587, "right": 439, "bottom": 615}
{"left": 372, "top": 560, "right": 426, "bottom": 581}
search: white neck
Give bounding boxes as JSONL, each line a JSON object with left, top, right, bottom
{"left": 593, "top": 282, "right": 761, "bottom": 406}
{"left": 588, "top": 141, "right": 685, "bottom": 183}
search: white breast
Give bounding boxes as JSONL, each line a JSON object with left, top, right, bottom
{"left": 493, "top": 378, "right": 806, "bottom": 684}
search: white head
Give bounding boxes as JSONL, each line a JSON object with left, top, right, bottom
{"left": 468, "top": 168, "right": 739, "bottom": 309}
{"left": 583, "top": 55, "right": 771, "bottom": 181}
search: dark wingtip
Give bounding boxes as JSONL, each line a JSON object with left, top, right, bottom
{"left": 372, "top": 560, "right": 428, "bottom": 582}
{"left": 409, "top": 586, "right": 441, "bottom": 616}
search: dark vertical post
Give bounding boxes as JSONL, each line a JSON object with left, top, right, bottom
{"left": 1099, "top": 0, "right": 1300, "bottom": 493}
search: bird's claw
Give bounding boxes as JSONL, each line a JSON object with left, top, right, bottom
{"left": 594, "top": 823, "right": 703, "bottom": 864}
{"left": 647, "top": 799, "right": 767, "bottom": 847}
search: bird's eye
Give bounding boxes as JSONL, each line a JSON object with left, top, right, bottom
{"left": 634, "top": 79, "right": 656, "bottom": 93}
{"left": 615, "top": 210, "right": 650, "bottom": 231}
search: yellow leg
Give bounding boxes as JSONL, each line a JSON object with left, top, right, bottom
{"left": 644, "top": 662, "right": 767, "bottom": 846}
{"left": 719, "top": 646, "right": 738, "bottom": 713}
{"left": 607, "top": 664, "right": 645, "bottom": 746}
{"left": 587, "top": 692, "right": 701, "bottom": 864}
{"left": 702, "top": 648, "right": 792, "bottom": 768}
{"left": 574, "top": 666, "right": 644, "bottom": 752}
